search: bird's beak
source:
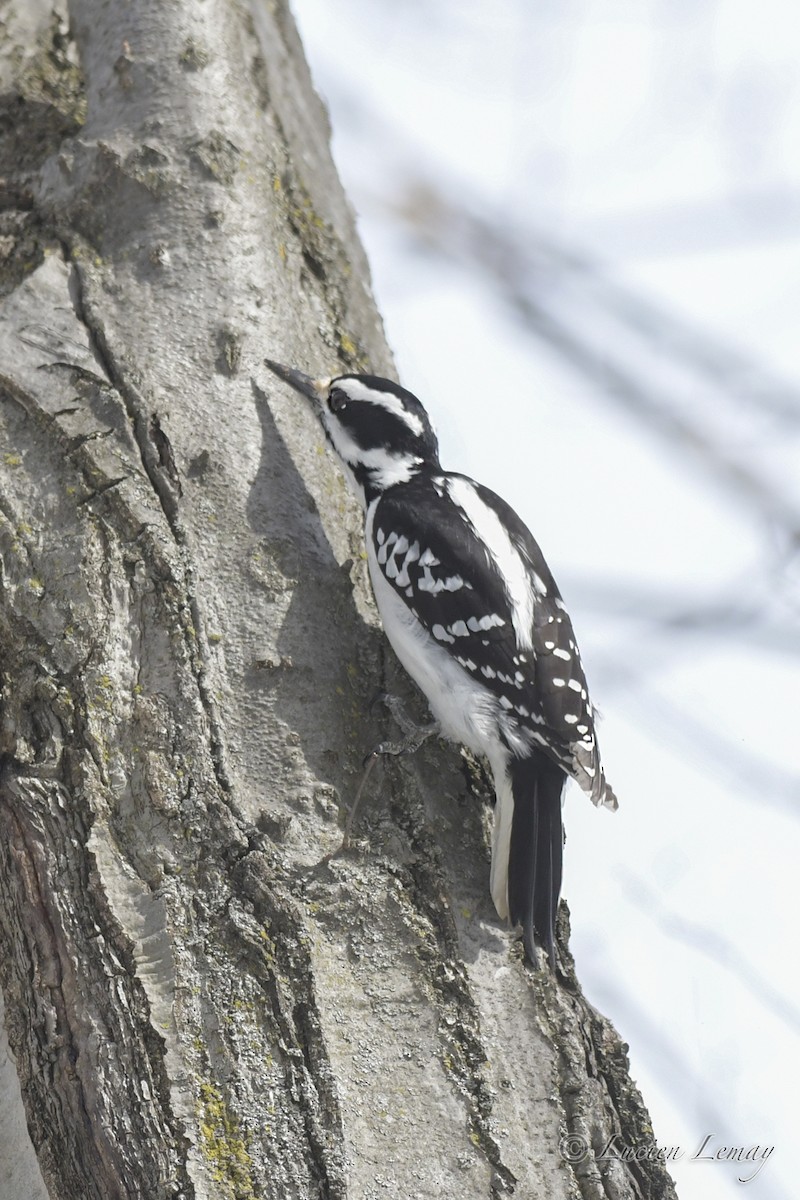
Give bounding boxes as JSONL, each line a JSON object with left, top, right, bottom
{"left": 264, "top": 358, "right": 330, "bottom": 404}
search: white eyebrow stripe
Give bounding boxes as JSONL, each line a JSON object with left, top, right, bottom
{"left": 335, "top": 379, "right": 425, "bottom": 437}
{"left": 445, "top": 476, "right": 534, "bottom": 652}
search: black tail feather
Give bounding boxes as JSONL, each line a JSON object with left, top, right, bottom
{"left": 507, "top": 752, "right": 565, "bottom": 969}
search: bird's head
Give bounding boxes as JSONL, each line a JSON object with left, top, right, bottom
{"left": 265, "top": 360, "right": 440, "bottom": 505}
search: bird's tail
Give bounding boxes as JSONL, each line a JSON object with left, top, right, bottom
{"left": 490, "top": 751, "right": 565, "bottom": 969}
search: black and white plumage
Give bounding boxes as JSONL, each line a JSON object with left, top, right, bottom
{"left": 265, "top": 360, "right": 617, "bottom": 968}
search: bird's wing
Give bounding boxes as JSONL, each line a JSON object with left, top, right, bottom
{"left": 371, "top": 472, "right": 616, "bottom": 809}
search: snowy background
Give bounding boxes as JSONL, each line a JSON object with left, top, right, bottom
{"left": 289, "top": 3, "right": 800, "bottom": 1197}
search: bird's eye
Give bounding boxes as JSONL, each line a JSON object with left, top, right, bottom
{"left": 328, "top": 387, "right": 348, "bottom": 413}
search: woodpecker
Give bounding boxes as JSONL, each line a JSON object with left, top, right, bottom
{"left": 265, "top": 359, "right": 617, "bottom": 968}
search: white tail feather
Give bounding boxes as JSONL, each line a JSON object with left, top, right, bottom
{"left": 489, "top": 769, "right": 514, "bottom": 920}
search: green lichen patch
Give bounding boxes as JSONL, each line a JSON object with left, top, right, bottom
{"left": 0, "top": 207, "right": 53, "bottom": 298}
{"left": 197, "top": 1080, "right": 256, "bottom": 1199}
{"left": 270, "top": 166, "right": 374, "bottom": 373}
{"left": 19, "top": 13, "right": 87, "bottom": 127}
{"left": 216, "top": 326, "right": 243, "bottom": 377}
{"left": 179, "top": 38, "right": 211, "bottom": 71}
{"left": 0, "top": 12, "right": 85, "bottom": 182}
{"left": 123, "top": 144, "right": 174, "bottom": 197}
{"left": 337, "top": 331, "right": 369, "bottom": 372}
{"left": 190, "top": 131, "right": 242, "bottom": 187}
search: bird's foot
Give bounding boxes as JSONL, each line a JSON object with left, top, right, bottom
{"left": 367, "top": 692, "right": 439, "bottom": 759}
{"left": 337, "top": 694, "right": 439, "bottom": 849}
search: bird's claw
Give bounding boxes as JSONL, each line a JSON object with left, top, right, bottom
{"left": 368, "top": 691, "right": 439, "bottom": 749}
{"left": 343, "top": 696, "right": 440, "bottom": 842}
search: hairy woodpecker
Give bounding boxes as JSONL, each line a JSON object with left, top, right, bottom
{"left": 265, "top": 359, "right": 617, "bottom": 968}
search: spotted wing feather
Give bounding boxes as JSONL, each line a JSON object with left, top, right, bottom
{"left": 371, "top": 472, "right": 616, "bottom": 809}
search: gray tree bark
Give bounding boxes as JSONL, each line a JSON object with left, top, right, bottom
{"left": 0, "top": 2, "right": 677, "bottom": 1198}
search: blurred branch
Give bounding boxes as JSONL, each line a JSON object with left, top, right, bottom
{"left": 593, "top": 654, "right": 799, "bottom": 817}
{"left": 578, "top": 185, "right": 800, "bottom": 264}
{"left": 616, "top": 870, "right": 800, "bottom": 1038}
{"left": 564, "top": 575, "right": 800, "bottom": 656}
{"left": 387, "top": 183, "right": 800, "bottom": 542}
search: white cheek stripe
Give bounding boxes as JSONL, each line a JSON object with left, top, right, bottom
{"left": 446, "top": 477, "right": 534, "bottom": 652}
{"left": 323, "top": 415, "right": 421, "bottom": 491}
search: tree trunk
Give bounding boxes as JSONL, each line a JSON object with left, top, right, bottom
{"left": 0, "top": 2, "right": 677, "bottom": 1197}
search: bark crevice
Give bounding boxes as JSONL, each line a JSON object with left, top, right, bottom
{"left": 61, "top": 247, "right": 236, "bottom": 798}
